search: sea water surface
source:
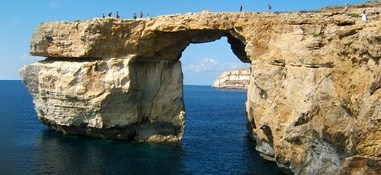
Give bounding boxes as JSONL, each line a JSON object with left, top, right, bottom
{"left": 0, "top": 81, "right": 283, "bottom": 175}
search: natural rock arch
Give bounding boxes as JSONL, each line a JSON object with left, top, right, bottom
{"left": 21, "top": 7, "right": 381, "bottom": 174}
{"left": 166, "top": 30, "right": 250, "bottom": 63}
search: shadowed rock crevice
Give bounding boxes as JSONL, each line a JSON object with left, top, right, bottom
{"left": 99, "top": 88, "right": 138, "bottom": 128}
{"left": 260, "top": 125, "right": 274, "bottom": 147}
{"left": 129, "top": 59, "right": 185, "bottom": 142}
{"left": 226, "top": 32, "right": 249, "bottom": 63}
{"left": 40, "top": 117, "right": 138, "bottom": 140}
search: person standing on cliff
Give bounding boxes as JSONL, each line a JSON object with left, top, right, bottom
{"left": 140, "top": 11, "right": 144, "bottom": 18}
{"left": 108, "top": 12, "right": 112, "bottom": 17}
{"left": 133, "top": 13, "right": 137, "bottom": 19}
{"left": 343, "top": 4, "right": 348, "bottom": 14}
{"left": 268, "top": 4, "right": 272, "bottom": 13}
{"left": 362, "top": 10, "right": 368, "bottom": 23}
{"left": 240, "top": 4, "right": 243, "bottom": 12}
{"left": 116, "top": 11, "right": 120, "bottom": 19}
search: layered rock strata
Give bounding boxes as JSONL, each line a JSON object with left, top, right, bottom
{"left": 20, "top": 58, "right": 185, "bottom": 142}
{"left": 21, "top": 2, "right": 381, "bottom": 174}
{"left": 212, "top": 67, "right": 250, "bottom": 89}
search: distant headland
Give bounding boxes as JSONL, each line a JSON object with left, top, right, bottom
{"left": 212, "top": 67, "right": 250, "bottom": 90}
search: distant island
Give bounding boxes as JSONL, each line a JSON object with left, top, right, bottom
{"left": 212, "top": 67, "right": 250, "bottom": 89}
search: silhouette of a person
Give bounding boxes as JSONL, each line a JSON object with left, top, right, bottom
{"left": 108, "top": 12, "right": 112, "bottom": 17}
{"left": 140, "top": 11, "right": 144, "bottom": 18}
{"left": 344, "top": 4, "right": 348, "bottom": 13}
{"left": 268, "top": 4, "right": 272, "bottom": 12}
{"left": 116, "top": 11, "right": 120, "bottom": 18}
{"left": 133, "top": 13, "right": 137, "bottom": 19}
{"left": 240, "top": 4, "right": 243, "bottom": 12}
{"left": 362, "top": 10, "right": 368, "bottom": 23}
{"left": 102, "top": 13, "right": 105, "bottom": 18}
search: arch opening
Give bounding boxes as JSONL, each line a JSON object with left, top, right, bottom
{"left": 149, "top": 29, "right": 250, "bottom": 63}
{"left": 125, "top": 30, "right": 251, "bottom": 141}
{"left": 178, "top": 32, "right": 251, "bottom": 138}
{"left": 180, "top": 35, "right": 249, "bottom": 85}
{"left": 174, "top": 35, "right": 282, "bottom": 174}
{"left": 180, "top": 30, "right": 249, "bottom": 63}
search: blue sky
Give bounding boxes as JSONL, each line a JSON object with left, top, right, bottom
{"left": 0, "top": 0, "right": 369, "bottom": 85}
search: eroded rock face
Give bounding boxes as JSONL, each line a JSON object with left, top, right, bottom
{"left": 21, "top": 2, "right": 381, "bottom": 174}
{"left": 340, "top": 156, "right": 381, "bottom": 175}
{"left": 212, "top": 67, "right": 250, "bottom": 89}
{"left": 20, "top": 57, "right": 185, "bottom": 142}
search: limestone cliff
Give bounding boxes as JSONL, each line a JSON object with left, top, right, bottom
{"left": 20, "top": 58, "right": 185, "bottom": 142}
{"left": 212, "top": 67, "right": 250, "bottom": 89}
{"left": 21, "top": 2, "right": 381, "bottom": 174}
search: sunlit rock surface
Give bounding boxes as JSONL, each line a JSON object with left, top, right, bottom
{"left": 20, "top": 58, "right": 185, "bottom": 143}
{"left": 21, "top": 2, "right": 381, "bottom": 174}
{"left": 212, "top": 68, "right": 250, "bottom": 89}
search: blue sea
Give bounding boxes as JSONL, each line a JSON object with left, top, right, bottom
{"left": 0, "top": 81, "right": 283, "bottom": 175}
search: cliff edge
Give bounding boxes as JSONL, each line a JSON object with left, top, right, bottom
{"left": 212, "top": 67, "right": 250, "bottom": 89}
{"left": 21, "top": 2, "right": 381, "bottom": 174}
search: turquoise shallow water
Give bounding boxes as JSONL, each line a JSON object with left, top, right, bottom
{"left": 0, "top": 81, "right": 283, "bottom": 175}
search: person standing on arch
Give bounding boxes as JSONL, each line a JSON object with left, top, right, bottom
{"left": 268, "top": 3, "right": 272, "bottom": 13}
{"left": 361, "top": 10, "right": 368, "bottom": 23}
{"left": 343, "top": 4, "right": 348, "bottom": 14}
{"left": 240, "top": 4, "right": 243, "bottom": 12}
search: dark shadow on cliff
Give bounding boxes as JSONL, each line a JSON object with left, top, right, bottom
{"left": 242, "top": 135, "right": 285, "bottom": 175}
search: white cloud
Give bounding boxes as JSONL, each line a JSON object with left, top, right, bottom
{"left": 183, "top": 58, "right": 219, "bottom": 72}
{"left": 183, "top": 58, "right": 248, "bottom": 73}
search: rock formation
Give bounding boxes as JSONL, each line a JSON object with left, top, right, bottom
{"left": 212, "top": 67, "right": 250, "bottom": 89}
{"left": 20, "top": 58, "right": 185, "bottom": 142}
{"left": 21, "top": 2, "right": 381, "bottom": 174}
